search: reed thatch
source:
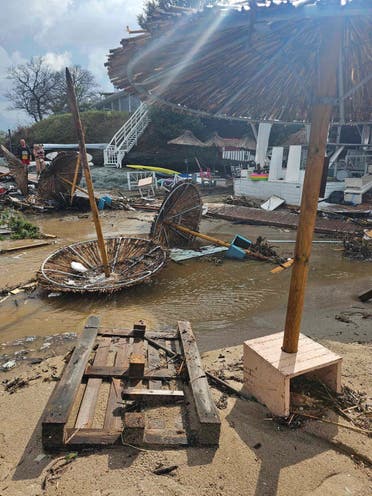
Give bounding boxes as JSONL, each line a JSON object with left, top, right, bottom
{"left": 168, "top": 130, "right": 206, "bottom": 147}
{"left": 106, "top": 0, "right": 372, "bottom": 124}
{"left": 38, "top": 236, "right": 168, "bottom": 293}
{"left": 204, "top": 132, "right": 256, "bottom": 150}
{"left": 151, "top": 181, "right": 202, "bottom": 248}
{"left": 0, "top": 145, "right": 28, "bottom": 196}
{"left": 37, "top": 151, "right": 82, "bottom": 201}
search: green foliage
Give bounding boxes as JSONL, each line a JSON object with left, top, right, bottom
{"left": 11, "top": 111, "right": 129, "bottom": 145}
{"left": 0, "top": 209, "right": 40, "bottom": 239}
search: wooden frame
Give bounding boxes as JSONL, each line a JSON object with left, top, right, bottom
{"left": 42, "top": 317, "right": 220, "bottom": 449}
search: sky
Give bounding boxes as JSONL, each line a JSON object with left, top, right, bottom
{"left": 0, "top": 0, "right": 144, "bottom": 132}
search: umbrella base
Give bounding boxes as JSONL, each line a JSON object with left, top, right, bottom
{"left": 243, "top": 332, "right": 342, "bottom": 417}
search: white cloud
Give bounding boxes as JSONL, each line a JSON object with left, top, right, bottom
{"left": 43, "top": 51, "right": 72, "bottom": 71}
{"left": 0, "top": 0, "right": 145, "bottom": 130}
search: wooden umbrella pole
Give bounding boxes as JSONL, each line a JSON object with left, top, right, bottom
{"left": 166, "top": 221, "right": 273, "bottom": 262}
{"left": 65, "top": 68, "right": 110, "bottom": 277}
{"left": 282, "top": 19, "right": 343, "bottom": 353}
{"left": 70, "top": 154, "right": 81, "bottom": 204}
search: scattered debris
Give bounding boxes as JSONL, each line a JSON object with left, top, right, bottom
{"left": 2, "top": 374, "right": 41, "bottom": 394}
{"left": 358, "top": 288, "right": 372, "bottom": 302}
{"left": 153, "top": 465, "right": 178, "bottom": 475}
{"left": 261, "top": 195, "right": 285, "bottom": 212}
{"left": 1, "top": 360, "right": 16, "bottom": 370}
{"left": 271, "top": 377, "right": 371, "bottom": 432}
{"left": 343, "top": 233, "right": 372, "bottom": 261}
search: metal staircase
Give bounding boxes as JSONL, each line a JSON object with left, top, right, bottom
{"left": 103, "top": 102, "right": 150, "bottom": 168}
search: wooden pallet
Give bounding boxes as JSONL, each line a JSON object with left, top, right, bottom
{"left": 42, "top": 317, "right": 220, "bottom": 449}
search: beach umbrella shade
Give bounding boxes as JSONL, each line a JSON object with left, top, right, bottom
{"left": 106, "top": 0, "right": 372, "bottom": 353}
{"left": 168, "top": 130, "right": 207, "bottom": 147}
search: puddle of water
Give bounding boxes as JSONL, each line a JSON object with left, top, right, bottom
{"left": 0, "top": 210, "right": 370, "bottom": 358}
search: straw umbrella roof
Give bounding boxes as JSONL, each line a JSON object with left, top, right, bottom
{"left": 205, "top": 132, "right": 256, "bottom": 150}
{"left": 167, "top": 130, "right": 207, "bottom": 147}
{"left": 106, "top": 0, "right": 372, "bottom": 124}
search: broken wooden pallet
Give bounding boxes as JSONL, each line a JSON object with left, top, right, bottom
{"left": 42, "top": 316, "right": 220, "bottom": 449}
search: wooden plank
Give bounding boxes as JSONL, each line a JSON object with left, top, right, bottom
{"left": 99, "top": 329, "right": 179, "bottom": 339}
{"left": 75, "top": 337, "right": 110, "bottom": 429}
{"left": 42, "top": 316, "right": 99, "bottom": 448}
{"left": 104, "top": 337, "right": 131, "bottom": 431}
{"left": 178, "top": 321, "right": 220, "bottom": 445}
{"left": 122, "top": 389, "right": 184, "bottom": 399}
{"left": 84, "top": 366, "right": 175, "bottom": 379}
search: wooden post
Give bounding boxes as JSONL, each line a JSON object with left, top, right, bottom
{"left": 70, "top": 154, "right": 81, "bottom": 204}
{"left": 65, "top": 68, "right": 110, "bottom": 277}
{"left": 282, "top": 19, "right": 343, "bottom": 353}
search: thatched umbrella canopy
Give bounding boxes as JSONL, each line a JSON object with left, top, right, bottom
{"left": 106, "top": 0, "right": 372, "bottom": 355}
{"left": 106, "top": 1, "right": 371, "bottom": 125}
{"left": 167, "top": 130, "right": 206, "bottom": 146}
{"left": 282, "top": 127, "right": 309, "bottom": 147}
{"left": 205, "top": 132, "right": 256, "bottom": 150}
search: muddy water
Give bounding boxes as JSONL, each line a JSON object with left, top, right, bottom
{"left": 0, "top": 210, "right": 371, "bottom": 357}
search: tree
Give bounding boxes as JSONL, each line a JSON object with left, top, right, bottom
{"left": 50, "top": 65, "right": 100, "bottom": 114}
{"left": 6, "top": 57, "right": 58, "bottom": 122}
{"left": 6, "top": 57, "right": 99, "bottom": 122}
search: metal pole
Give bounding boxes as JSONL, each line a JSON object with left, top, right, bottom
{"left": 282, "top": 19, "right": 343, "bottom": 353}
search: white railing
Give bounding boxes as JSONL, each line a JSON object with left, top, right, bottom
{"left": 103, "top": 102, "right": 150, "bottom": 167}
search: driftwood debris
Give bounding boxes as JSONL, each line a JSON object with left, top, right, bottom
{"left": 358, "top": 289, "right": 372, "bottom": 302}
{"left": 0, "top": 145, "right": 28, "bottom": 196}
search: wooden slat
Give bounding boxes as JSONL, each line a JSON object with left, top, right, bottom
{"left": 178, "top": 320, "right": 220, "bottom": 445}
{"left": 75, "top": 337, "right": 110, "bottom": 429}
{"left": 42, "top": 316, "right": 99, "bottom": 448}
{"left": 122, "top": 389, "right": 184, "bottom": 399}
{"left": 99, "top": 329, "right": 179, "bottom": 339}
{"left": 147, "top": 342, "right": 162, "bottom": 389}
{"left": 84, "top": 366, "right": 175, "bottom": 379}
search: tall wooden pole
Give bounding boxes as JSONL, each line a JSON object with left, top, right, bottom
{"left": 65, "top": 68, "right": 110, "bottom": 277}
{"left": 282, "top": 19, "right": 343, "bottom": 353}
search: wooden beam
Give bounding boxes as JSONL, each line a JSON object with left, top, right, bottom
{"left": 42, "top": 316, "right": 99, "bottom": 448}
{"left": 65, "top": 68, "right": 110, "bottom": 277}
{"left": 282, "top": 18, "right": 343, "bottom": 353}
{"left": 178, "top": 320, "right": 220, "bottom": 445}
{"left": 0, "top": 240, "right": 51, "bottom": 254}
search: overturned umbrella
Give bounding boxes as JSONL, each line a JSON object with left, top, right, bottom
{"left": 38, "top": 68, "right": 168, "bottom": 293}
{"left": 150, "top": 182, "right": 286, "bottom": 265}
